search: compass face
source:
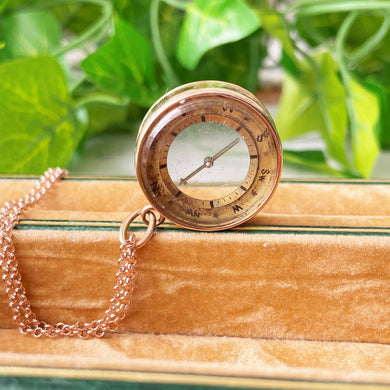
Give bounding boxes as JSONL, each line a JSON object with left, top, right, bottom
{"left": 135, "top": 81, "right": 282, "bottom": 231}
{"left": 167, "top": 120, "right": 250, "bottom": 200}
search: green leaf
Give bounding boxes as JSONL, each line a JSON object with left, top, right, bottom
{"left": 315, "top": 52, "right": 348, "bottom": 167}
{"left": 283, "top": 149, "right": 355, "bottom": 177}
{"left": 111, "top": 0, "right": 151, "bottom": 36}
{"left": 364, "top": 79, "right": 390, "bottom": 148}
{"left": 280, "top": 50, "right": 301, "bottom": 79}
{"left": 257, "top": 9, "right": 297, "bottom": 63}
{"left": 158, "top": 2, "right": 184, "bottom": 58}
{"left": 295, "top": 12, "right": 345, "bottom": 48}
{"left": 176, "top": 0, "right": 260, "bottom": 70}
{"left": 85, "top": 104, "right": 128, "bottom": 138}
{"left": 156, "top": 1, "right": 266, "bottom": 91}
{"left": 0, "top": 8, "right": 84, "bottom": 89}
{"left": 81, "top": 19, "right": 161, "bottom": 107}
{"left": 277, "top": 53, "right": 349, "bottom": 170}
{"left": 0, "top": 56, "right": 84, "bottom": 174}
{"left": 0, "top": 10, "right": 61, "bottom": 61}
{"left": 175, "top": 30, "right": 266, "bottom": 91}
{"left": 0, "top": 0, "right": 8, "bottom": 14}
{"left": 255, "top": 9, "right": 300, "bottom": 76}
{"left": 276, "top": 67, "right": 323, "bottom": 140}
{"left": 51, "top": 2, "right": 103, "bottom": 35}
{"left": 344, "top": 74, "right": 380, "bottom": 178}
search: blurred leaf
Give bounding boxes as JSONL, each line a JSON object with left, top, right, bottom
{"left": 344, "top": 74, "right": 380, "bottom": 178}
{"left": 157, "top": 1, "right": 265, "bottom": 91}
{"left": 112, "top": 0, "right": 151, "bottom": 36}
{"left": 0, "top": 0, "right": 24, "bottom": 12}
{"left": 278, "top": 53, "right": 349, "bottom": 170}
{"left": 0, "top": 56, "right": 84, "bottom": 173}
{"left": 257, "top": 9, "right": 297, "bottom": 63}
{"left": 364, "top": 79, "right": 390, "bottom": 148}
{"left": 280, "top": 50, "right": 301, "bottom": 79}
{"left": 295, "top": 12, "right": 346, "bottom": 48}
{"left": 344, "top": 12, "right": 390, "bottom": 75}
{"left": 277, "top": 69, "right": 323, "bottom": 140}
{"left": 158, "top": 1, "right": 184, "bottom": 59}
{"left": 54, "top": 3, "right": 102, "bottom": 35}
{"left": 0, "top": 0, "right": 106, "bottom": 34}
{"left": 0, "top": 8, "right": 82, "bottom": 89}
{"left": 85, "top": 104, "right": 128, "bottom": 138}
{"left": 176, "top": 0, "right": 260, "bottom": 70}
{"left": 81, "top": 19, "right": 161, "bottom": 107}
{"left": 0, "top": 10, "right": 61, "bottom": 61}
{"left": 283, "top": 149, "right": 355, "bottom": 177}
{"left": 295, "top": 11, "right": 390, "bottom": 81}
{"left": 0, "top": 0, "right": 8, "bottom": 13}
{"left": 256, "top": 9, "right": 301, "bottom": 77}
{"left": 176, "top": 30, "right": 265, "bottom": 91}
{"left": 315, "top": 52, "right": 348, "bottom": 167}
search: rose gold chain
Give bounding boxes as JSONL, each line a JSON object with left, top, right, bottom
{"left": 0, "top": 168, "right": 154, "bottom": 338}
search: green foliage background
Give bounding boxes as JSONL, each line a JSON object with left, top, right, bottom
{"left": 0, "top": 0, "right": 389, "bottom": 177}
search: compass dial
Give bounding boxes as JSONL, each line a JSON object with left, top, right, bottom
{"left": 135, "top": 81, "right": 282, "bottom": 231}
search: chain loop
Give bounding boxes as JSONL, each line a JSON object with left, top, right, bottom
{"left": 119, "top": 206, "right": 164, "bottom": 247}
{"left": 0, "top": 167, "right": 155, "bottom": 338}
{"left": 141, "top": 205, "right": 165, "bottom": 227}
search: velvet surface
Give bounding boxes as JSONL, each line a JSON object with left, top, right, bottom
{"left": 2, "top": 330, "right": 390, "bottom": 385}
{"left": 0, "top": 176, "right": 390, "bottom": 384}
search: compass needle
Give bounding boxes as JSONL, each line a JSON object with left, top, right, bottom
{"left": 211, "top": 138, "right": 240, "bottom": 162}
{"left": 179, "top": 137, "right": 241, "bottom": 185}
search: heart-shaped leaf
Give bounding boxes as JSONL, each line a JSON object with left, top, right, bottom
{"left": 176, "top": 0, "right": 260, "bottom": 70}
{"left": 0, "top": 56, "right": 84, "bottom": 173}
{"left": 81, "top": 19, "right": 161, "bottom": 107}
{"left": 0, "top": 10, "right": 61, "bottom": 61}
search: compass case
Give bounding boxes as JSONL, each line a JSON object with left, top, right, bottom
{"left": 0, "top": 175, "right": 390, "bottom": 389}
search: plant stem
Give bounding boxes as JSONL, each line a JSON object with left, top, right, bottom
{"left": 289, "top": 0, "right": 390, "bottom": 65}
{"left": 74, "top": 92, "right": 129, "bottom": 109}
{"left": 335, "top": 11, "right": 362, "bottom": 175}
{"left": 150, "top": 0, "right": 179, "bottom": 87}
{"left": 293, "top": 17, "right": 334, "bottom": 52}
{"left": 15, "top": 0, "right": 113, "bottom": 57}
{"left": 335, "top": 12, "right": 359, "bottom": 77}
{"left": 350, "top": 13, "right": 390, "bottom": 64}
{"left": 289, "top": 0, "right": 390, "bottom": 16}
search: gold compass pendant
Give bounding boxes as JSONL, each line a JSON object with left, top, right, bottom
{"left": 135, "top": 81, "right": 283, "bottom": 231}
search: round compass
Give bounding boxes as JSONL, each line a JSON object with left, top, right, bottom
{"left": 135, "top": 81, "right": 282, "bottom": 231}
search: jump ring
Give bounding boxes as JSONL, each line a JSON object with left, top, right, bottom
{"left": 119, "top": 208, "right": 157, "bottom": 248}
{"left": 141, "top": 205, "right": 165, "bottom": 227}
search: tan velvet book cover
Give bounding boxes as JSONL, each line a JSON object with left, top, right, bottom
{"left": 0, "top": 175, "right": 390, "bottom": 387}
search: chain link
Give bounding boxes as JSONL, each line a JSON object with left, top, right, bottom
{"left": 0, "top": 168, "right": 140, "bottom": 338}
